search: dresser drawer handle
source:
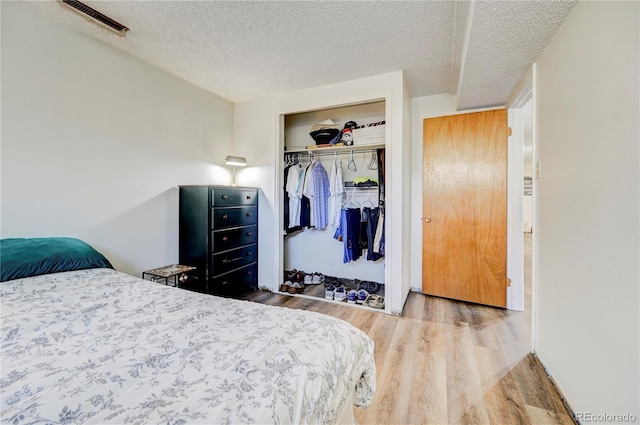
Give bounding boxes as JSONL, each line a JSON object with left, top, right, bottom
{"left": 222, "top": 195, "right": 228, "bottom": 200}
{"left": 246, "top": 232, "right": 252, "bottom": 237}
{"left": 247, "top": 252, "right": 252, "bottom": 256}
{"left": 246, "top": 195, "right": 251, "bottom": 200}
{"left": 222, "top": 236, "right": 228, "bottom": 242}
{"left": 246, "top": 213, "right": 252, "bottom": 217}
{"left": 247, "top": 271, "right": 253, "bottom": 276}
{"left": 224, "top": 256, "right": 242, "bottom": 264}
{"left": 222, "top": 280, "right": 228, "bottom": 286}
{"left": 222, "top": 214, "right": 228, "bottom": 220}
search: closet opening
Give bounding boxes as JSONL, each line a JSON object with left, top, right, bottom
{"left": 280, "top": 100, "right": 387, "bottom": 312}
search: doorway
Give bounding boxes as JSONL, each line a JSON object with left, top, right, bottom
{"left": 522, "top": 98, "right": 534, "bottom": 321}
{"left": 421, "top": 109, "right": 508, "bottom": 308}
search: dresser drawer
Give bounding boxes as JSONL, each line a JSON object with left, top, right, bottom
{"left": 212, "top": 244, "right": 257, "bottom": 275}
{"left": 212, "top": 225, "right": 257, "bottom": 251}
{"left": 212, "top": 206, "right": 257, "bottom": 229}
{"left": 211, "top": 263, "right": 257, "bottom": 293}
{"left": 211, "top": 188, "right": 258, "bottom": 207}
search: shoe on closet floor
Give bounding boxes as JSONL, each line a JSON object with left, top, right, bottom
{"left": 311, "top": 273, "right": 325, "bottom": 284}
{"left": 285, "top": 270, "right": 298, "bottom": 280}
{"left": 341, "top": 278, "right": 357, "bottom": 289}
{"left": 325, "top": 285, "right": 336, "bottom": 300}
{"left": 304, "top": 274, "right": 313, "bottom": 285}
{"left": 367, "top": 281, "right": 381, "bottom": 294}
{"left": 280, "top": 281, "right": 291, "bottom": 292}
{"left": 289, "top": 270, "right": 305, "bottom": 282}
{"left": 289, "top": 282, "right": 304, "bottom": 294}
{"left": 334, "top": 287, "right": 347, "bottom": 302}
{"left": 347, "top": 290, "right": 358, "bottom": 304}
{"left": 324, "top": 276, "right": 340, "bottom": 288}
{"left": 356, "top": 289, "right": 369, "bottom": 304}
{"left": 362, "top": 294, "right": 375, "bottom": 308}
{"left": 370, "top": 295, "right": 385, "bottom": 309}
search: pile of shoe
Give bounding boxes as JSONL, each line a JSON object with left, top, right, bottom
{"left": 282, "top": 270, "right": 328, "bottom": 294}
{"left": 357, "top": 280, "right": 381, "bottom": 294}
{"left": 280, "top": 280, "right": 304, "bottom": 294}
{"left": 281, "top": 269, "right": 306, "bottom": 293}
{"left": 325, "top": 285, "right": 370, "bottom": 305}
{"left": 326, "top": 285, "right": 351, "bottom": 302}
{"left": 336, "top": 278, "right": 381, "bottom": 294}
{"left": 324, "top": 277, "right": 385, "bottom": 309}
{"left": 333, "top": 287, "right": 347, "bottom": 301}
{"left": 303, "top": 272, "right": 325, "bottom": 285}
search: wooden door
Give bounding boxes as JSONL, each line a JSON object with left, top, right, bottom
{"left": 422, "top": 109, "right": 508, "bottom": 307}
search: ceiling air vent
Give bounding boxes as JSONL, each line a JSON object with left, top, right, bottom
{"left": 59, "top": 0, "right": 129, "bottom": 37}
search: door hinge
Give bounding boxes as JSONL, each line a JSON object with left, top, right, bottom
{"left": 507, "top": 127, "right": 512, "bottom": 137}
{"left": 507, "top": 277, "right": 512, "bottom": 287}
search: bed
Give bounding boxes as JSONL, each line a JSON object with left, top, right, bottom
{"left": 0, "top": 238, "right": 376, "bottom": 425}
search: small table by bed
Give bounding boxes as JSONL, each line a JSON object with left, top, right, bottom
{"left": 142, "top": 264, "right": 196, "bottom": 287}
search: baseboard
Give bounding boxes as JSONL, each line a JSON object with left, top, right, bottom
{"left": 531, "top": 351, "right": 580, "bottom": 425}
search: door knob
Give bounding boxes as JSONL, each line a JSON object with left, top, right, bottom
{"left": 424, "top": 217, "right": 432, "bottom": 223}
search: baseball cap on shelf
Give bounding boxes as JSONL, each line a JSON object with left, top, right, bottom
{"left": 309, "top": 119, "right": 340, "bottom": 144}
{"left": 310, "top": 119, "right": 340, "bottom": 132}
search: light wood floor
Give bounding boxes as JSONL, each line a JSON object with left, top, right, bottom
{"left": 240, "top": 234, "right": 574, "bottom": 424}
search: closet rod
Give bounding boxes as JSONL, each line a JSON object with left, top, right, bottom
{"left": 304, "top": 148, "right": 380, "bottom": 158}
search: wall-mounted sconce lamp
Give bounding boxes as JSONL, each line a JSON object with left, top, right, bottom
{"left": 225, "top": 155, "right": 247, "bottom": 186}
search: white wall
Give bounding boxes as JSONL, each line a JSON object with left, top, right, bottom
{"left": 534, "top": 1, "right": 639, "bottom": 420}
{"left": 1, "top": 2, "right": 235, "bottom": 276}
{"left": 235, "top": 72, "right": 411, "bottom": 315}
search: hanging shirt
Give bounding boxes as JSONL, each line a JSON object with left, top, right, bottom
{"left": 304, "top": 161, "right": 331, "bottom": 230}
{"left": 328, "top": 160, "right": 345, "bottom": 227}
{"left": 302, "top": 161, "right": 318, "bottom": 227}
{"left": 283, "top": 164, "right": 292, "bottom": 232}
{"left": 333, "top": 207, "right": 362, "bottom": 262}
{"left": 286, "top": 165, "right": 301, "bottom": 227}
{"left": 373, "top": 209, "right": 385, "bottom": 255}
{"left": 297, "top": 162, "right": 313, "bottom": 227}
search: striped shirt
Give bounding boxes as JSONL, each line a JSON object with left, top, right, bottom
{"left": 304, "top": 161, "right": 331, "bottom": 230}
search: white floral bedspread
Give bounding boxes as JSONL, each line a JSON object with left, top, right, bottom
{"left": 0, "top": 269, "right": 375, "bottom": 425}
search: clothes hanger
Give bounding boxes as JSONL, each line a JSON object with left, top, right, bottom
{"left": 362, "top": 190, "right": 375, "bottom": 207}
{"left": 347, "top": 150, "right": 357, "bottom": 172}
{"left": 361, "top": 151, "right": 369, "bottom": 171}
{"left": 368, "top": 150, "right": 378, "bottom": 170}
{"left": 341, "top": 187, "right": 351, "bottom": 207}
{"left": 348, "top": 188, "right": 361, "bottom": 208}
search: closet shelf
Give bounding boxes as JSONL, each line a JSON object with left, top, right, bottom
{"left": 284, "top": 143, "right": 385, "bottom": 155}
{"left": 344, "top": 184, "right": 379, "bottom": 190}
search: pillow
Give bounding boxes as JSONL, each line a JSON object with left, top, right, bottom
{"left": 0, "top": 237, "right": 113, "bottom": 282}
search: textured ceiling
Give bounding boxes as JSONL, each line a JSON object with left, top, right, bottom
{"left": 21, "top": 0, "right": 576, "bottom": 109}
